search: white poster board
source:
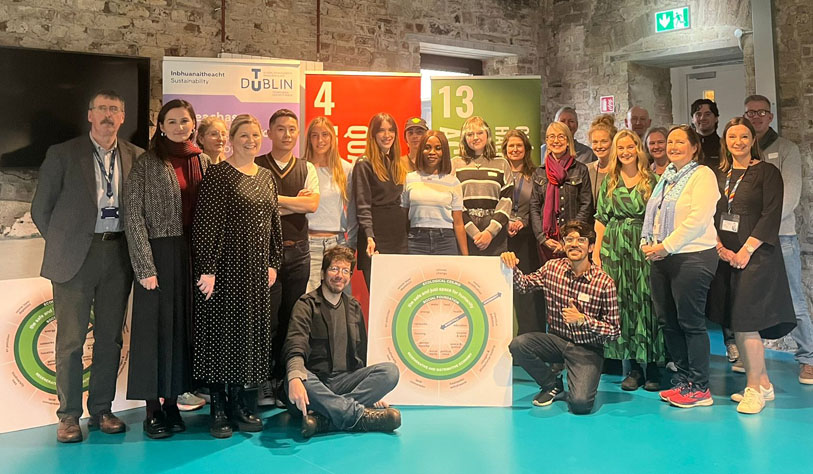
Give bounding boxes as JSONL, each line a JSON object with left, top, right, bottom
{"left": 0, "top": 277, "right": 139, "bottom": 433}
{"left": 367, "top": 255, "right": 513, "bottom": 406}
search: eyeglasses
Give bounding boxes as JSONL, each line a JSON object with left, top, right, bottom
{"left": 563, "top": 236, "right": 589, "bottom": 245}
{"left": 744, "top": 109, "right": 770, "bottom": 118}
{"left": 327, "top": 266, "right": 351, "bottom": 276}
{"left": 90, "top": 105, "right": 122, "bottom": 114}
{"left": 546, "top": 134, "right": 568, "bottom": 143}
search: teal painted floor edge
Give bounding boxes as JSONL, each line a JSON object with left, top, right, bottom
{"left": 2, "top": 327, "right": 811, "bottom": 474}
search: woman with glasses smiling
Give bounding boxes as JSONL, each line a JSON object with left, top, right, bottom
{"left": 530, "top": 121, "right": 593, "bottom": 261}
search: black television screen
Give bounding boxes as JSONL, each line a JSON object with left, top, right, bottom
{"left": 0, "top": 46, "right": 150, "bottom": 168}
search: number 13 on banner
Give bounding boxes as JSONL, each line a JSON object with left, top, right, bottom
{"left": 438, "top": 85, "right": 474, "bottom": 119}
{"left": 314, "top": 81, "right": 335, "bottom": 115}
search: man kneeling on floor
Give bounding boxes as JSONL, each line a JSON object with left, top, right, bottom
{"left": 283, "top": 245, "right": 401, "bottom": 437}
{"left": 503, "top": 220, "right": 620, "bottom": 414}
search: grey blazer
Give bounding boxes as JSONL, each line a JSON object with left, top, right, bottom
{"left": 31, "top": 135, "right": 143, "bottom": 283}
{"left": 123, "top": 150, "right": 210, "bottom": 281}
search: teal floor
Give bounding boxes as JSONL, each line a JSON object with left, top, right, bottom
{"left": 2, "top": 328, "right": 811, "bottom": 474}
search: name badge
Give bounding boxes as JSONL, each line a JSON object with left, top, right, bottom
{"left": 577, "top": 292, "right": 590, "bottom": 303}
{"left": 767, "top": 152, "right": 779, "bottom": 161}
{"left": 720, "top": 212, "right": 740, "bottom": 233}
{"left": 488, "top": 172, "right": 497, "bottom": 177}
{"left": 101, "top": 206, "right": 119, "bottom": 219}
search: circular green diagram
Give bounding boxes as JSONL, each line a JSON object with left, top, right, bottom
{"left": 13, "top": 301, "right": 92, "bottom": 395}
{"left": 391, "top": 279, "right": 489, "bottom": 380}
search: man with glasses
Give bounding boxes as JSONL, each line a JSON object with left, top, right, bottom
{"left": 32, "top": 90, "right": 143, "bottom": 442}
{"left": 504, "top": 220, "right": 619, "bottom": 414}
{"left": 744, "top": 94, "right": 813, "bottom": 385}
{"left": 283, "top": 245, "right": 401, "bottom": 437}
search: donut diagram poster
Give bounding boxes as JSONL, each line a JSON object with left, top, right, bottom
{"left": 368, "top": 255, "right": 513, "bottom": 406}
{"left": 0, "top": 277, "right": 139, "bottom": 433}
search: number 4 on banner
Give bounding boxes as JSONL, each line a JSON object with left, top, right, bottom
{"left": 314, "top": 81, "right": 335, "bottom": 115}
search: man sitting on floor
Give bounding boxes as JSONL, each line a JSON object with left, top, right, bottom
{"left": 283, "top": 245, "right": 401, "bottom": 437}
{"left": 503, "top": 220, "right": 620, "bottom": 414}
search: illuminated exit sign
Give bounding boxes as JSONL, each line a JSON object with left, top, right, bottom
{"left": 655, "top": 7, "right": 690, "bottom": 33}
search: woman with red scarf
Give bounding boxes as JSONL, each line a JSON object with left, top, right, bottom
{"left": 530, "top": 121, "right": 594, "bottom": 261}
{"left": 124, "top": 99, "right": 210, "bottom": 439}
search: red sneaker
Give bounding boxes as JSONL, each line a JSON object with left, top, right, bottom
{"left": 668, "top": 385, "right": 713, "bottom": 408}
{"left": 658, "top": 382, "right": 687, "bottom": 402}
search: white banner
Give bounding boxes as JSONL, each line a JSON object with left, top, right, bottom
{"left": 0, "top": 277, "right": 139, "bottom": 433}
{"left": 367, "top": 255, "right": 513, "bottom": 406}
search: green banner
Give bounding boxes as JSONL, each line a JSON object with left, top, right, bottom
{"left": 430, "top": 76, "right": 542, "bottom": 165}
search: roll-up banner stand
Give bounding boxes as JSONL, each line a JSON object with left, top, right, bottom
{"left": 430, "top": 76, "right": 542, "bottom": 166}
{"left": 304, "top": 71, "right": 422, "bottom": 319}
{"left": 163, "top": 56, "right": 302, "bottom": 157}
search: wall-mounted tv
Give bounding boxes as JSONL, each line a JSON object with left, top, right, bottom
{"left": 0, "top": 46, "right": 150, "bottom": 168}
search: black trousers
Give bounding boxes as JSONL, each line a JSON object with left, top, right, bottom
{"left": 649, "top": 248, "right": 717, "bottom": 390}
{"left": 53, "top": 234, "right": 132, "bottom": 418}
{"left": 270, "top": 241, "right": 311, "bottom": 379}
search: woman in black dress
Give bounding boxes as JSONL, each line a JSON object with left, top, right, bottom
{"left": 353, "top": 112, "right": 409, "bottom": 288}
{"left": 124, "top": 99, "right": 209, "bottom": 439}
{"left": 708, "top": 117, "right": 796, "bottom": 415}
{"left": 193, "top": 114, "right": 283, "bottom": 437}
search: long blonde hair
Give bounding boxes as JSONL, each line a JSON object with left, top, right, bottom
{"left": 303, "top": 116, "right": 348, "bottom": 202}
{"left": 459, "top": 116, "right": 498, "bottom": 163}
{"left": 605, "top": 129, "right": 654, "bottom": 201}
{"left": 364, "top": 112, "right": 406, "bottom": 185}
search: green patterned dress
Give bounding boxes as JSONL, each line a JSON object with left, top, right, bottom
{"left": 595, "top": 176, "right": 665, "bottom": 363}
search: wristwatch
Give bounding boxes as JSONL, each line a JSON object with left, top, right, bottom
{"left": 744, "top": 244, "right": 756, "bottom": 254}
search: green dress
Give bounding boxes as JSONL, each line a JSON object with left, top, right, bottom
{"left": 595, "top": 176, "right": 665, "bottom": 363}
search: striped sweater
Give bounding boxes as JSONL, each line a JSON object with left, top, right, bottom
{"left": 452, "top": 155, "right": 514, "bottom": 238}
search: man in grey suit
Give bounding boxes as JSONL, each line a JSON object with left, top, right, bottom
{"left": 31, "top": 90, "right": 142, "bottom": 443}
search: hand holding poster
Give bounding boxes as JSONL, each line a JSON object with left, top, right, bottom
{"left": 430, "top": 76, "right": 542, "bottom": 165}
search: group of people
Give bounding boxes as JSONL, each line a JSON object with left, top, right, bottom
{"left": 31, "top": 88, "right": 811, "bottom": 445}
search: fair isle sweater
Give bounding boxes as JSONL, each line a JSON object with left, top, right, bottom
{"left": 452, "top": 155, "right": 514, "bottom": 239}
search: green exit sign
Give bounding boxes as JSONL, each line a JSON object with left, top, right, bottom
{"left": 656, "top": 7, "right": 690, "bottom": 33}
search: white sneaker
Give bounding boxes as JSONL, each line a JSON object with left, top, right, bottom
{"left": 730, "top": 384, "right": 774, "bottom": 402}
{"left": 736, "top": 387, "right": 765, "bottom": 414}
{"left": 177, "top": 392, "right": 206, "bottom": 411}
{"left": 731, "top": 359, "right": 745, "bottom": 373}
{"left": 257, "top": 380, "right": 276, "bottom": 407}
{"left": 726, "top": 343, "right": 740, "bottom": 363}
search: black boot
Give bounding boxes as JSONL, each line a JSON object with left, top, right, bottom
{"left": 301, "top": 412, "right": 334, "bottom": 438}
{"left": 349, "top": 408, "right": 401, "bottom": 433}
{"left": 227, "top": 385, "right": 263, "bottom": 432}
{"left": 643, "top": 362, "right": 662, "bottom": 392}
{"left": 163, "top": 402, "right": 186, "bottom": 433}
{"left": 209, "top": 386, "right": 233, "bottom": 439}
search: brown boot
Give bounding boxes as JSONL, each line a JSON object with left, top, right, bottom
{"left": 301, "top": 412, "right": 334, "bottom": 438}
{"left": 57, "top": 415, "right": 83, "bottom": 443}
{"left": 88, "top": 410, "right": 126, "bottom": 434}
{"left": 349, "top": 408, "right": 401, "bottom": 433}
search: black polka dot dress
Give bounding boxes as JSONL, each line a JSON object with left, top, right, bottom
{"left": 192, "top": 162, "right": 283, "bottom": 384}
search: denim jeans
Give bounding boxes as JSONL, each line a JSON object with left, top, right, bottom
{"left": 509, "top": 332, "right": 604, "bottom": 414}
{"left": 650, "top": 248, "right": 717, "bottom": 390}
{"left": 306, "top": 234, "right": 351, "bottom": 294}
{"left": 271, "top": 241, "right": 311, "bottom": 379}
{"left": 407, "top": 227, "right": 460, "bottom": 255}
{"left": 286, "top": 362, "right": 400, "bottom": 429}
{"left": 780, "top": 235, "right": 813, "bottom": 365}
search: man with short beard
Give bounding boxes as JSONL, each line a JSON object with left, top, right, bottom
{"left": 504, "top": 220, "right": 619, "bottom": 414}
{"left": 283, "top": 245, "right": 401, "bottom": 437}
{"left": 691, "top": 98, "right": 721, "bottom": 168}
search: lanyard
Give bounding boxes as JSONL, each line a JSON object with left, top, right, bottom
{"left": 724, "top": 167, "right": 747, "bottom": 213}
{"left": 512, "top": 172, "right": 525, "bottom": 213}
{"left": 93, "top": 148, "right": 117, "bottom": 199}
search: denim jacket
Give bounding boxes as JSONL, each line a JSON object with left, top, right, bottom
{"left": 529, "top": 160, "right": 594, "bottom": 243}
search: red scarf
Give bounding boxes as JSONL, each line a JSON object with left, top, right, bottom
{"left": 162, "top": 138, "right": 203, "bottom": 229}
{"left": 543, "top": 151, "right": 574, "bottom": 239}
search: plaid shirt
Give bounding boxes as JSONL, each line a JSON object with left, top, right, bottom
{"left": 513, "top": 258, "right": 620, "bottom": 346}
